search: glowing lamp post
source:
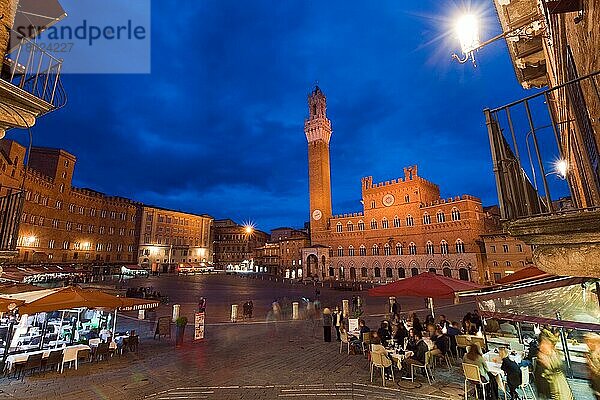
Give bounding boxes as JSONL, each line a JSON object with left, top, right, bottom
{"left": 452, "top": 14, "right": 480, "bottom": 65}
{"left": 554, "top": 159, "right": 568, "bottom": 180}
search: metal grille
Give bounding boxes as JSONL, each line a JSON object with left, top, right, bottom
{"left": 485, "top": 70, "right": 600, "bottom": 220}
{"left": 0, "top": 190, "right": 24, "bottom": 251}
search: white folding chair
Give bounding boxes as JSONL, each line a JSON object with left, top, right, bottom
{"left": 410, "top": 350, "right": 435, "bottom": 385}
{"left": 463, "top": 363, "right": 488, "bottom": 400}
{"left": 519, "top": 366, "right": 536, "bottom": 400}
{"left": 339, "top": 332, "right": 350, "bottom": 354}
{"left": 370, "top": 350, "right": 393, "bottom": 386}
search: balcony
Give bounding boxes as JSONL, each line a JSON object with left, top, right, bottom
{"left": 484, "top": 70, "right": 600, "bottom": 278}
{"left": 0, "top": 190, "right": 24, "bottom": 261}
{"left": 0, "top": 33, "right": 67, "bottom": 132}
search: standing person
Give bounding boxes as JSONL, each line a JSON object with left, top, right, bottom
{"left": 499, "top": 347, "right": 522, "bottom": 400}
{"left": 272, "top": 299, "right": 282, "bottom": 321}
{"left": 322, "top": 308, "right": 332, "bottom": 342}
{"left": 356, "top": 295, "right": 362, "bottom": 311}
{"left": 198, "top": 297, "right": 206, "bottom": 313}
{"left": 535, "top": 330, "right": 574, "bottom": 400}
{"left": 351, "top": 295, "right": 357, "bottom": 313}
{"left": 390, "top": 298, "right": 399, "bottom": 319}
{"left": 585, "top": 333, "right": 600, "bottom": 400}
{"left": 332, "top": 307, "right": 343, "bottom": 341}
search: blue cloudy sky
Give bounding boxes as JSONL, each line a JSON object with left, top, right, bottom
{"left": 12, "top": 0, "right": 535, "bottom": 231}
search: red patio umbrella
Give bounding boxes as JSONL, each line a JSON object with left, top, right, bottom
{"left": 496, "top": 265, "right": 552, "bottom": 285}
{"left": 368, "top": 272, "right": 483, "bottom": 317}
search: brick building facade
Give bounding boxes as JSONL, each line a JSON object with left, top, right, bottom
{"left": 0, "top": 141, "right": 141, "bottom": 270}
{"left": 138, "top": 206, "right": 213, "bottom": 273}
{"left": 213, "top": 219, "right": 269, "bottom": 271}
{"left": 302, "top": 87, "right": 532, "bottom": 284}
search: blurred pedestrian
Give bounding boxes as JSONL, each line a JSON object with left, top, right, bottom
{"left": 332, "top": 306, "right": 343, "bottom": 341}
{"left": 535, "top": 329, "right": 574, "bottom": 400}
{"left": 585, "top": 333, "right": 600, "bottom": 400}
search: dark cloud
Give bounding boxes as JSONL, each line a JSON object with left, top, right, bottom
{"left": 18, "top": 0, "right": 535, "bottom": 231}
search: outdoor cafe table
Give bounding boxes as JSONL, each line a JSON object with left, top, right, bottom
{"left": 4, "top": 344, "right": 91, "bottom": 373}
{"left": 483, "top": 350, "right": 523, "bottom": 388}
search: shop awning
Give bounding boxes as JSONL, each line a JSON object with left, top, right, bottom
{"left": 369, "top": 272, "right": 483, "bottom": 299}
{"left": 17, "top": 286, "right": 124, "bottom": 314}
{"left": 0, "top": 282, "right": 45, "bottom": 294}
{"left": 119, "top": 297, "right": 160, "bottom": 311}
{"left": 496, "top": 266, "right": 553, "bottom": 285}
{"left": 0, "top": 297, "right": 23, "bottom": 313}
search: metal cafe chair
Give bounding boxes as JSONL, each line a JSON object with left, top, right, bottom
{"left": 463, "top": 363, "right": 489, "bottom": 400}
{"left": 19, "top": 353, "right": 43, "bottom": 381}
{"left": 370, "top": 350, "right": 393, "bottom": 386}
{"left": 410, "top": 350, "right": 435, "bottom": 385}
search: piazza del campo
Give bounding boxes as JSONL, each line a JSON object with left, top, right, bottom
{"left": 0, "top": 1, "right": 598, "bottom": 399}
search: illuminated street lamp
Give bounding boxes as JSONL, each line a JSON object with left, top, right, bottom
{"left": 451, "top": 13, "right": 544, "bottom": 66}
{"left": 26, "top": 235, "right": 36, "bottom": 246}
{"left": 452, "top": 14, "right": 480, "bottom": 64}
{"left": 553, "top": 159, "right": 569, "bottom": 180}
{"left": 244, "top": 226, "right": 254, "bottom": 235}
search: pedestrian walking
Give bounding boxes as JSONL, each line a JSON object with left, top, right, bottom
{"left": 585, "top": 333, "right": 600, "bottom": 400}
{"left": 535, "top": 329, "right": 574, "bottom": 400}
{"left": 322, "top": 308, "right": 332, "bottom": 342}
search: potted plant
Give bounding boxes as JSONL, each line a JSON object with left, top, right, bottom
{"left": 175, "top": 316, "right": 188, "bottom": 347}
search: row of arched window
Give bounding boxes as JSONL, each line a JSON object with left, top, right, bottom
{"left": 333, "top": 239, "right": 466, "bottom": 257}
{"left": 329, "top": 266, "right": 471, "bottom": 281}
{"left": 335, "top": 208, "right": 461, "bottom": 233}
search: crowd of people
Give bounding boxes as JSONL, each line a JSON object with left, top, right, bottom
{"left": 320, "top": 300, "right": 599, "bottom": 400}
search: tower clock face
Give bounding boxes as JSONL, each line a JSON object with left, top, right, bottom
{"left": 312, "top": 209, "right": 323, "bottom": 221}
{"left": 382, "top": 194, "right": 395, "bottom": 207}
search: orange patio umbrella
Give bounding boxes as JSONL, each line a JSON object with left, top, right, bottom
{"left": 17, "top": 286, "right": 124, "bottom": 315}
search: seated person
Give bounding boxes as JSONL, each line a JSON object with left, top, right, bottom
{"left": 405, "top": 328, "right": 418, "bottom": 352}
{"left": 350, "top": 319, "right": 370, "bottom": 353}
{"left": 499, "top": 347, "right": 522, "bottom": 399}
{"left": 500, "top": 321, "right": 518, "bottom": 336}
{"left": 438, "top": 315, "right": 450, "bottom": 331}
{"left": 394, "top": 323, "right": 409, "bottom": 348}
{"left": 463, "top": 344, "right": 499, "bottom": 399}
{"left": 430, "top": 328, "right": 449, "bottom": 357}
{"left": 425, "top": 323, "right": 436, "bottom": 338}
{"left": 99, "top": 325, "right": 112, "bottom": 342}
{"left": 377, "top": 321, "right": 392, "bottom": 346}
{"left": 370, "top": 336, "right": 394, "bottom": 380}
{"left": 400, "top": 330, "right": 429, "bottom": 376}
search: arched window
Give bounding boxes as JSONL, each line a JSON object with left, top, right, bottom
{"left": 359, "top": 245, "right": 367, "bottom": 256}
{"left": 347, "top": 221, "right": 354, "bottom": 232}
{"left": 372, "top": 244, "right": 380, "bottom": 256}
{"left": 383, "top": 243, "right": 391, "bottom": 256}
{"left": 382, "top": 218, "right": 389, "bottom": 229}
{"left": 459, "top": 268, "right": 469, "bottom": 281}
{"left": 398, "top": 268, "right": 406, "bottom": 278}
{"left": 429, "top": 268, "right": 436, "bottom": 274}
{"left": 426, "top": 241, "right": 434, "bottom": 255}
{"left": 385, "top": 267, "right": 393, "bottom": 278}
{"left": 493, "top": 261, "right": 498, "bottom": 267}
{"left": 406, "top": 215, "right": 414, "bottom": 227}
{"left": 422, "top": 213, "right": 431, "bottom": 225}
{"left": 339, "top": 266, "right": 344, "bottom": 278}
{"left": 409, "top": 242, "right": 417, "bottom": 255}
{"left": 348, "top": 246, "right": 355, "bottom": 256}
{"left": 443, "top": 267, "right": 452, "bottom": 277}
{"left": 395, "top": 243, "right": 403, "bottom": 255}
{"left": 337, "top": 246, "right": 344, "bottom": 257}
{"left": 440, "top": 240, "right": 449, "bottom": 255}
{"left": 374, "top": 267, "right": 381, "bottom": 278}
{"left": 436, "top": 211, "right": 445, "bottom": 223}
{"left": 451, "top": 208, "right": 461, "bottom": 221}
{"left": 455, "top": 239, "right": 465, "bottom": 254}
{"left": 393, "top": 216, "right": 401, "bottom": 228}
{"left": 358, "top": 220, "right": 365, "bottom": 231}
{"left": 329, "top": 249, "right": 334, "bottom": 258}
{"left": 350, "top": 267, "right": 356, "bottom": 280}
{"left": 411, "top": 267, "right": 419, "bottom": 276}
{"left": 371, "top": 200, "right": 376, "bottom": 209}
{"left": 405, "top": 195, "right": 410, "bottom": 203}
{"left": 370, "top": 219, "right": 378, "bottom": 229}
{"left": 505, "top": 261, "right": 512, "bottom": 267}
{"left": 361, "top": 267, "right": 368, "bottom": 277}
{"left": 336, "top": 222, "right": 343, "bottom": 233}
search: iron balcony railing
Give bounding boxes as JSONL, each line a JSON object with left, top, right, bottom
{"left": 485, "top": 70, "right": 600, "bottom": 221}
{"left": 1, "top": 33, "right": 67, "bottom": 111}
{"left": 0, "top": 190, "right": 24, "bottom": 252}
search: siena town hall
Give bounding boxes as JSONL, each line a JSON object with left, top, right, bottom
{"left": 301, "top": 87, "right": 526, "bottom": 284}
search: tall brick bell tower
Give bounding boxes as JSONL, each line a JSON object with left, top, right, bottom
{"left": 305, "top": 86, "right": 333, "bottom": 243}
